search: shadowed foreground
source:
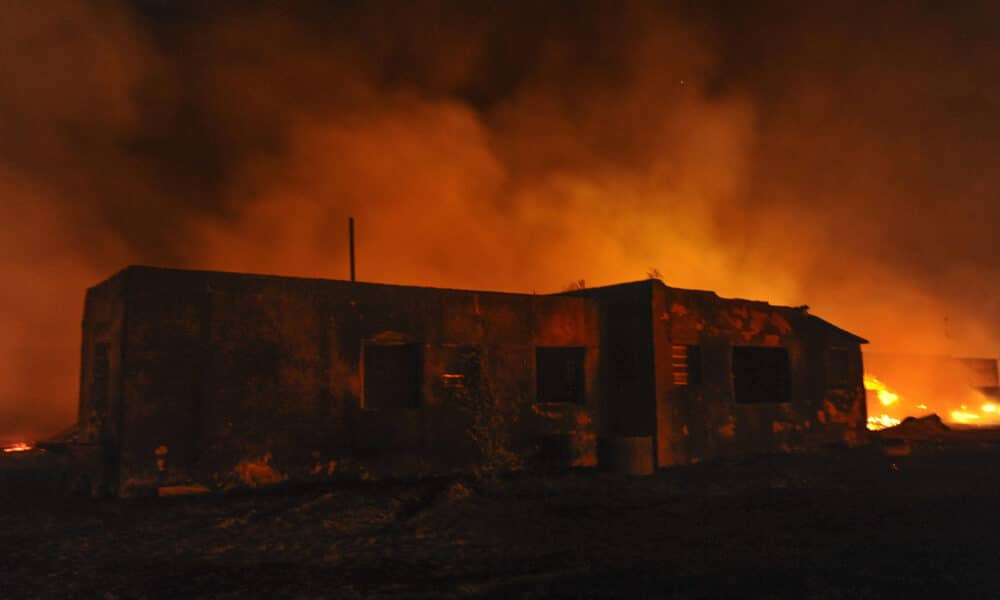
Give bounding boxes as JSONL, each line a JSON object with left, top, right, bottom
{"left": 3, "top": 439, "right": 1000, "bottom": 598}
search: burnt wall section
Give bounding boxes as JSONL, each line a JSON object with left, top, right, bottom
{"left": 651, "top": 282, "right": 867, "bottom": 466}
{"left": 77, "top": 274, "right": 126, "bottom": 495}
{"left": 108, "top": 267, "right": 599, "bottom": 495}
{"left": 78, "top": 267, "right": 870, "bottom": 494}
{"left": 567, "top": 281, "right": 656, "bottom": 453}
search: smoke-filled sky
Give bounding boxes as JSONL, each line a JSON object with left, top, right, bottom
{"left": 1, "top": 0, "right": 998, "bottom": 439}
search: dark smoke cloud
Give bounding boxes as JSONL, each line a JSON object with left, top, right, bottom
{"left": 1, "top": 0, "right": 997, "bottom": 439}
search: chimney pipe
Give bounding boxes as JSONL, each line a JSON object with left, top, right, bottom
{"left": 349, "top": 217, "right": 356, "bottom": 282}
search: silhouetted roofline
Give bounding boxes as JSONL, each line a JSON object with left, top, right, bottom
{"left": 94, "top": 265, "right": 869, "bottom": 342}
{"left": 805, "top": 314, "right": 869, "bottom": 344}
{"left": 562, "top": 278, "right": 868, "bottom": 343}
{"left": 97, "top": 265, "right": 553, "bottom": 299}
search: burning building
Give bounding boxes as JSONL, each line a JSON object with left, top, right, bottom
{"left": 76, "top": 266, "right": 867, "bottom": 496}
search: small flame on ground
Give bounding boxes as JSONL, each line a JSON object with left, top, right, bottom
{"left": 2, "top": 442, "right": 33, "bottom": 453}
{"left": 867, "top": 414, "right": 902, "bottom": 431}
{"left": 950, "top": 410, "right": 980, "bottom": 424}
{"left": 949, "top": 402, "right": 997, "bottom": 426}
{"left": 864, "top": 375, "right": 905, "bottom": 431}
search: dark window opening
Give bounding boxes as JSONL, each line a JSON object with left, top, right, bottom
{"left": 827, "top": 348, "right": 850, "bottom": 387}
{"left": 363, "top": 343, "right": 421, "bottom": 410}
{"left": 732, "top": 346, "right": 790, "bottom": 404}
{"left": 671, "top": 345, "right": 702, "bottom": 385}
{"left": 536, "top": 347, "right": 586, "bottom": 404}
{"left": 441, "top": 345, "right": 481, "bottom": 391}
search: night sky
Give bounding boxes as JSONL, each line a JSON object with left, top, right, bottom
{"left": 1, "top": 0, "right": 997, "bottom": 438}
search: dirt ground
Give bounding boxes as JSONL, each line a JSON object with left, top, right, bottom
{"left": 4, "top": 434, "right": 1000, "bottom": 599}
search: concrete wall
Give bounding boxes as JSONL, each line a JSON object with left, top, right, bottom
{"left": 78, "top": 267, "right": 867, "bottom": 494}
{"left": 651, "top": 282, "right": 867, "bottom": 466}
{"left": 85, "top": 267, "right": 600, "bottom": 495}
{"left": 567, "top": 281, "right": 657, "bottom": 441}
{"left": 77, "top": 274, "right": 126, "bottom": 495}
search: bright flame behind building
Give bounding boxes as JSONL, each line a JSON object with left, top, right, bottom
{"left": 864, "top": 356, "right": 1000, "bottom": 430}
{"left": 864, "top": 376, "right": 903, "bottom": 431}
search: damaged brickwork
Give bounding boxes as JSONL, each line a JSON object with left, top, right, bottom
{"left": 78, "top": 267, "right": 866, "bottom": 496}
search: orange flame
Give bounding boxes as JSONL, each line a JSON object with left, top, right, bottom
{"left": 948, "top": 399, "right": 1000, "bottom": 426}
{"left": 865, "top": 371, "right": 999, "bottom": 429}
{"left": 864, "top": 375, "right": 903, "bottom": 431}
{"left": 2, "top": 442, "right": 33, "bottom": 453}
{"left": 864, "top": 375, "right": 899, "bottom": 407}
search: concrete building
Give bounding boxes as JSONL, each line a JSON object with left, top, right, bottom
{"left": 77, "top": 266, "right": 868, "bottom": 496}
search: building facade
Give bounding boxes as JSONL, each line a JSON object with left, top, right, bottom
{"left": 77, "top": 267, "right": 867, "bottom": 496}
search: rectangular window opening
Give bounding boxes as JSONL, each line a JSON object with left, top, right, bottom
{"left": 732, "top": 346, "right": 790, "bottom": 404}
{"left": 671, "top": 344, "right": 702, "bottom": 386}
{"left": 536, "top": 347, "right": 586, "bottom": 405}
{"left": 363, "top": 343, "right": 421, "bottom": 410}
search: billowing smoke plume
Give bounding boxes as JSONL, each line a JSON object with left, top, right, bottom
{"left": 1, "top": 0, "right": 997, "bottom": 439}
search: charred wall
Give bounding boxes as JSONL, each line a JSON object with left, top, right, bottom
{"left": 77, "top": 273, "right": 126, "bottom": 495}
{"left": 78, "top": 267, "right": 867, "bottom": 494}
{"left": 567, "top": 281, "right": 657, "bottom": 445}
{"left": 651, "top": 282, "right": 866, "bottom": 466}
{"left": 87, "top": 266, "right": 599, "bottom": 495}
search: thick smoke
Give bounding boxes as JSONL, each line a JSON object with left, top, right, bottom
{"left": 1, "top": 1, "right": 997, "bottom": 439}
